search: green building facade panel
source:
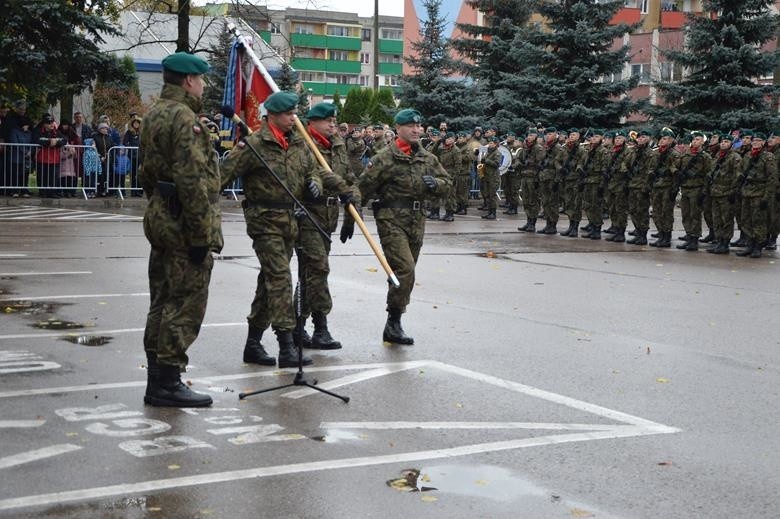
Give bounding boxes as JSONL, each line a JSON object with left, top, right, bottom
{"left": 290, "top": 33, "right": 362, "bottom": 51}
{"left": 326, "top": 36, "right": 362, "bottom": 51}
{"left": 292, "top": 58, "right": 361, "bottom": 74}
{"left": 259, "top": 30, "right": 271, "bottom": 43}
{"left": 303, "top": 82, "right": 363, "bottom": 96}
{"left": 379, "top": 39, "right": 403, "bottom": 54}
{"left": 378, "top": 63, "right": 403, "bottom": 75}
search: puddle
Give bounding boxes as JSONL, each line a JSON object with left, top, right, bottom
{"left": 2, "top": 300, "right": 66, "bottom": 316}
{"left": 310, "top": 429, "right": 364, "bottom": 443}
{"left": 60, "top": 335, "right": 113, "bottom": 347}
{"left": 0, "top": 276, "right": 16, "bottom": 281}
{"left": 31, "top": 318, "right": 92, "bottom": 330}
{"left": 387, "top": 464, "right": 546, "bottom": 502}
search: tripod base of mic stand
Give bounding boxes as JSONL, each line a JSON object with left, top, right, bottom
{"left": 238, "top": 371, "right": 350, "bottom": 403}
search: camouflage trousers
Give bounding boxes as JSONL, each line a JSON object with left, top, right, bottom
{"left": 504, "top": 172, "right": 521, "bottom": 208}
{"left": 771, "top": 194, "right": 780, "bottom": 236}
{"left": 608, "top": 187, "right": 629, "bottom": 229}
{"left": 375, "top": 209, "right": 425, "bottom": 313}
{"left": 652, "top": 187, "right": 676, "bottom": 233}
{"left": 740, "top": 196, "right": 769, "bottom": 244}
{"left": 245, "top": 207, "right": 297, "bottom": 333}
{"left": 680, "top": 188, "right": 704, "bottom": 238}
{"left": 455, "top": 174, "right": 471, "bottom": 209}
{"left": 482, "top": 171, "right": 499, "bottom": 210}
{"left": 582, "top": 184, "right": 603, "bottom": 226}
{"left": 143, "top": 247, "right": 213, "bottom": 371}
{"left": 710, "top": 196, "right": 736, "bottom": 242}
{"left": 294, "top": 206, "right": 338, "bottom": 319}
{"left": 520, "top": 177, "right": 539, "bottom": 219}
{"left": 539, "top": 180, "right": 560, "bottom": 224}
{"left": 628, "top": 189, "right": 650, "bottom": 231}
{"left": 443, "top": 182, "right": 457, "bottom": 213}
{"left": 702, "top": 194, "right": 713, "bottom": 234}
{"left": 562, "top": 180, "right": 581, "bottom": 222}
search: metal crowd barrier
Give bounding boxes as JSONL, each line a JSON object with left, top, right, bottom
{"left": 220, "top": 150, "right": 244, "bottom": 200}
{"left": 105, "top": 146, "right": 142, "bottom": 200}
{"left": 0, "top": 143, "right": 98, "bottom": 199}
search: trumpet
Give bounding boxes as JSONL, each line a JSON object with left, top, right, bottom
{"left": 477, "top": 162, "right": 485, "bottom": 178}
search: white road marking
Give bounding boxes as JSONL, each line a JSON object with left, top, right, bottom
{"left": 0, "top": 254, "right": 27, "bottom": 258}
{"left": 0, "top": 292, "right": 150, "bottom": 302}
{"left": 282, "top": 363, "right": 429, "bottom": 399}
{"left": 0, "top": 444, "right": 82, "bottom": 470}
{"left": 320, "top": 422, "right": 621, "bottom": 431}
{"left": 0, "top": 420, "right": 46, "bottom": 428}
{"left": 0, "top": 321, "right": 244, "bottom": 341}
{"left": 0, "top": 271, "right": 92, "bottom": 277}
{"left": 0, "top": 206, "right": 141, "bottom": 221}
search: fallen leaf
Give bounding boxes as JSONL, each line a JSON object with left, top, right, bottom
{"left": 147, "top": 506, "right": 162, "bottom": 512}
{"left": 432, "top": 305, "right": 438, "bottom": 309}
{"left": 365, "top": 267, "right": 378, "bottom": 273}
{"left": 66, "top": 432, "right": 78, "bottom": 437}
{"left": 168, "top": 464, "right": 180, "bottom": 471}
{"left": 475, "top": 479, "right": 488, "bottom": 486}
{"left": 200, "top": 508, "right": 214, "bottom": 515}
{"left": 612, "top": 369, "right": 620, "bottom": 374}
{"left": 656, "top": 377, "right": 670, "bottom": 384}
{"left": 98, "top": 302, "right": 107, "bottom": 305}
{"left": 485, "top": 250, "right": 496, "bottom": 258}
{"left": 420, "top": 495, "right": 438, "bottom": 503}
{"left": 185, "top": 380, "right": 193, "bottom": 386}
{"left": 455, "top": 403, "right": 463, "bottom": 408}
{"left": 570, "top": 508, "right": 595, "bottom": 518}
{"left": 388, "top": 478, "right": 415, "bottom": 492}
{"left": 657, "top": 461, "right": 673, "bottom": 466}
{"left": 420, "top": 474, "right": 431, "bottom": 483}
{"left": 655, "top": 263, "right": 663, "bottom": 267}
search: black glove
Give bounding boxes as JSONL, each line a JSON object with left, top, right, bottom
{"left": 669, "top": 190, "right": 677, "bottom": 202}
{"left": 759, "top": 198, "right": 769, "bottom": 210}
{"left": 422, "top": 175, "right": 437, "bottom": 191}
{"left": 338, "top": 191, "right": 355, "bottom": 206}
{"left": 339, "top": 221, "right": 354, "bottom": 243}
{"left": 775, "top": 191, "right": 780, "bottom": 202}
{"left": 552, "top": 182, "right": 559, "bottom": 193}
{"left": 188, "top": 246, "right": 209, "bottom": 265}
{"left": 293, "top": 206, "right": 306, "bottom": 220}
{"left": 697, "top": 192, "right": 706, "bottom": 205}
{"left": 728, "top": 193, "right": 737, "bottom": 204}
{"left": 307, "top": 180, "right": 321, "bottom": 200}
{"left": 596, "top": 187, "right": 604, "bottom": 198}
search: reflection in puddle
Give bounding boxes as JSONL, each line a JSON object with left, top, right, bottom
{"left": 310, "top": 429, "right": 364, "bottom": 443}
{"left": 387, "top": 464, "right": 546, "bottom": 502}
{"left": 1, "top": 300, "right": 66, "bottom": 315}
{"left": 60, "top": 335, "right": 113, "bottom": 347}
{"left": 31, "top": 318, "right": 91, "bottom": 330}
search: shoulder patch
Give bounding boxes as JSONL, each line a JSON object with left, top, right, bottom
{"left": 193, "top": 125, "right": 202, "bottom": 134}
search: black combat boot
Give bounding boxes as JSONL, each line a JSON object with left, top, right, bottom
{"left": 589, "top": 225, "right": 602, "bottom": 240}
{"left": 685, "top": 236, "right": 699, "bottom": 251}
{"left": 517, "top": 218, "right": 536, "bottom": 232}
{"left": 604, "top": 225, "right": 617, "bottom": 234}
{"left": 710, "top": 239, "right": 728, "bottom": 254}
{"left": 292, "top": 316, "right": 312, "bottom": 349}
{"left": 750, "top": 243, "right": 764, "bottom": 258}
{"left": 454, "top": 204, "right": 466, "bottom": 215}
{"left": 541, "top": 221, "right": 557, "bottom": 234}
{"left": 654, "top": 231, "right": 672, "bottom": 248}
{"left": 765, "top": 235, "right": 777, "bottom": 250}
{"left": 503, "top": 205, "right": 517, "bottom": 215}
{"left": 243, "top": 324, "right": 275, "bottom": 366}
{"left": 426, "top": 208, "right": 440, "bottom": 220}
{"left": 146, "top": 365, "right": 212, "bottom": 407}
{"left": 676, "top": 235, "right": 691, "bottom": 249}
{"left": 628, "top": 229, "right": 637, "bottom": 236}
{"left": 277, "top": 330, "right": 313, "bottom": 368}
{"left": 611, "top": 228, "right": 626, "bottom": 242}
{"left": 442, "top": 211, "right": 455, "bottom": 222}
{"left": 567, "top": 221, "right": 579, "bottom": 238}
{"left": 383, "top": 307, "right": 414, "bottom": 345}
{"left": 627, "top": 229, "right": 647, "bottom": 245}
{"left": 736, "top": 240, "right": 754, "bottom": 257}
{"left": 731, "top": 231, "right": 747, "bottom": 247}
{"left": 581, "top": 222, "right": 593, "bottom": 231}
{"left": 699, "top": 230, "right": 715, "bottom": 243}
{"left": 650, "top": 231, "right": 660, "bottom": 238}
{"left": 560, "top": 221, "right": 574, "bottom": 236}
{"left": 308, "top": 312, "right": 342, "bottom": 350}
{"left": 677, "top": 234, "right": 690, "bottom": 241}
{"left": 482, "top": 209, "right": 497, "bottom": 220}
{"left": 144, "top": 352, "right": 159, "bottom": 405}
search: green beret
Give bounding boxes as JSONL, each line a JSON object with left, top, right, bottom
{"left": 487, "top": 136, "right": 499, "bottom": 143}
{"left": 690, "top": 131, "right": 705, "bottom": 139}
{"left": 445, "top": 132, "right": 455, "bottom": 139}
{"left": 545, "top": 126, "right": 557, "bottom": 133}
{"left": 506, "top": 131, "right": 516, "bottom": 137}
{"left": 720, "top": 133, "right": 734, "bottom": 142}
{"left": 614, "top": 130, "right": 628, "bottom": 138}
{"left": 589, "top": 128, "right": 604, "bottom": 136}
{"left": 307, "top": 102, "right": 336, "bottom": 120}
{"left": 567, "top": 128, "right": 580, "bottom": 135}
{"left": 457, "top": 131, "right": 467, "bottom": 138}
{"left": 162, "top": 52, "right": 209, "bottom": 75}
{"left": 394, "top": 109, "right": 422, "bottom": 126}
{"left": 264, "top": 91, "right": 299, "bottom": 114}
{"left": 753, "top": 131, "right": 767, "bottom": 141}
{"left": 637, "top": 129, "right": 653, "bottom": 137}
{"left": 603, "top": 130, "right": 616, "bottom": 139}
{"left": 373, "top": 124, "right": 385, "bottom": 130}
{"left": 741, "top": 129, "right": 754, "bottom": 137}
{"left": 658, "top": 128, "right": 676, "bottom": 138}
{"left": 430, "top": 129, "right": 440, "bottom": 136}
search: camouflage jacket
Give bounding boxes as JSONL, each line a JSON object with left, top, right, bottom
{"left": 707, "top": 149, "right": 741, "bottom": 198}
{"left": 651, "top": 146, "right": 680, "bottom": 190}
{"left": 539, "top": 142, "right": 565, "bottom": 182}
{"left": 577, "top": 144, "right": 609, "bottom": 185}
{"left": 436, "top": 143, "right": 463, "bottom": 178}
{"left": 559, "top": 142, "right": 586, "bottom": 182}
{"left": 358, "top": 139, "right": 452, "bottom": 210}
{"left": 739, "top": 149, "right": 777, "bottom": 200}
{"left": 623, "top": 144, "right": 657, "bottom": 192}
{"left": 518, "top": 142, "right": 545, "bottom": 178}
{"left": 313, "top": 133, "right": 359, "bottom": 201}
{"left": 605, "top": 145, "right": 629, "bottom": 190}
{"left": 346, "top": 136, "right": 367, "bottom": 176}
{"left": 139, "top": 83, "right": 222, "bottom": 251}
{"left": 676, "top": 147, "right": 713, "bottom": 189}
{"left": 458, "top": 144, "right": 473, "bottom": 176}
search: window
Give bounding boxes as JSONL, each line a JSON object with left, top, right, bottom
{"left": 631, "top": 63, "right": 650, "bottom": 83}
{"left": 360, "top": 52, "right": 371, "bottom": 64}
{"left": 335, "top": 74, "right": 356, "bottom": 85}
{"left": 640, "top": 0, "right": 649, "bottom": 13}
{"left": 294, "top": 23, "right": 316, "bottom": 34}
{"left": 329, "top": 50, "right": 348, "bottom": 61}
{"left": 327, "top": 25, "right": 351, "bottom": 37}
{"left": 660, "top": 62, "right": 683, "bottom": 82}
{"left": 270, "top": 22, "right": 281, "bottom": 34}
{"left": 361, "top": 28, "right": 371, "bottom": 41}
{"left": 379, "top": 54, "right": 402, "bottom": 64}
{"left": 383, "top": 75, "right": 399, "bottom": 87}
{"left": 300, "top": 72, "right": 323, "bottom": 82}
{"left": 380, "top": 28, "right": 403, "bottom": 40}
{"left": 294, "top": 47, "right": 315, "bottom": 58}
{"left": 359, "top": 75, "right": 370, "bottom": 86}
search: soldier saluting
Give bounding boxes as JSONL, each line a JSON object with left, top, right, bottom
{"left": 358, "top": 109, "right": 451, "bottom": 345}
{"left": 140, "top": 52, "right": 221, "bottom": 407}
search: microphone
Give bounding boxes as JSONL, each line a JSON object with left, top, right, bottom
{"left": 220, "top": 105, "right": 252, "bottom": 136}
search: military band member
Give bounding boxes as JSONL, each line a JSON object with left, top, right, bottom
{"left": 479, "top": 136, "right": 502, "bottom": 220}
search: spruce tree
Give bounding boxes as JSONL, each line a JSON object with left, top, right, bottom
{"left": 203, "top": 21, "right": 233, "bottom": 114}
{"left": 399, "top": 0, "right": 479, "bottom": 129}
{"left": 332, "top": 91, "right": 344, "bottom": 121}
{"left": 651, "top": 1, "right": 780, "bottom": 131}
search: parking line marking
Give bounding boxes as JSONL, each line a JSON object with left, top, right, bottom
{"left": 282, "top": 364, "right": 428, "bottom": 399}
{"left": 0, "top": 271, "right": 92, "bottom": 277}
{"left": 0, "top": 420, "right": 46, "bottom": 428}
{"left": 0, "top": 444, "right": 82, "bottom": 470}
{"left": 320, "top": 422, "right": 621, "bottom": 431}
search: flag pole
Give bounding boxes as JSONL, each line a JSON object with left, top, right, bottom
{"left": 226, "top": 22, "right": 400, "bottom": 288}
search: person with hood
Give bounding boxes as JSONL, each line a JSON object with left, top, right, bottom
{"left": 58, "top": 120, "right": 81, "bottom": 197}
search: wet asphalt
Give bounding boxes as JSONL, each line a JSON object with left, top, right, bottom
{"left": 0, "top": 197, "right": 778, "bottom": 519}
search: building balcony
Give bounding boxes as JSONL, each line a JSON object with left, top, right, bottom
{"left": 661, "top": 10, "right": 689, "bottom": 29}
{"left": 610, "top": 7, "right": 641, "bottom": 26}
{"left": 379, "top": 39, "right": 403, "bottom": 54}
{"left": 378, "top": 63, "right": 402, "bottom": 75}
{"left": 302, "top": 82, "right": 362, "bottom": 96}
{"left": 259, "top": 30, "right": 271, "bottom": 44}
{"left": 291, "top": 58, "right": 362, "bottom": 74}
{"left": 290, "top": 33, "right": 362, "bottom": 51}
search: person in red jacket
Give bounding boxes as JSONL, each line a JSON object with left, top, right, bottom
{"left": 34, "top": 115, "right": 66, "bottom": 198}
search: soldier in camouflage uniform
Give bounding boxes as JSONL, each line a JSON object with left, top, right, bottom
{"left": 454, "top": 132, "right": 473, "bottom": 214}
{"left": 604, "top": 130, "right": 630, "bottom": 242}
{"left": 673, "top": 132, "right": 713, "bottom": 251}
{"left": 517, "top": 131, "right": 545, "bottom": 232}
{"left": 220, "top": 92, "right": 353, "bottom": 368}
{"left": 559, "top": 129, "right": 586, "bottom": 237}
{"left": 346, "top": 126, "right": 367, "bottom": 177}
{"left": 140, "top": 52, "right": 220, "bottom": 407}
{"left": 705, "top": 132, "right": 741, "bottom": 254}
{"left": 292, "top": 103, "right": 360, "bottom": 351}
{"left": 700, "top": 131, "right": 722, "bottom": 243}
{"left": 578, "top": 129, "right": 609, "bottom": 240}
{"left": 649, "top": 129, "right": 680, "bottom": 248}
{"left": 357, "top": 109, "right": 451, "bottom": 345}
{"left": 538, "top": 127, "right": 565, "bottom": 234}
{"left": 502, "top": 132, "right": 522, "bottom": 215}
{"left": 766, "top": 132, "right": 780, "bottom": 250}
{"left": 731, "top": 130, "right": 753, "bottom": 247}
{"left": 433, "top": 132, "right": 460, "bottom": 222}
{"left": 624, "top": 130, "right": 656, "bottom": 245}
{"left": 479, "top": 136, "right": 502, "bottom": 220}
{"left": 735, "top": 133, "right": 777, "bottom": 258}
